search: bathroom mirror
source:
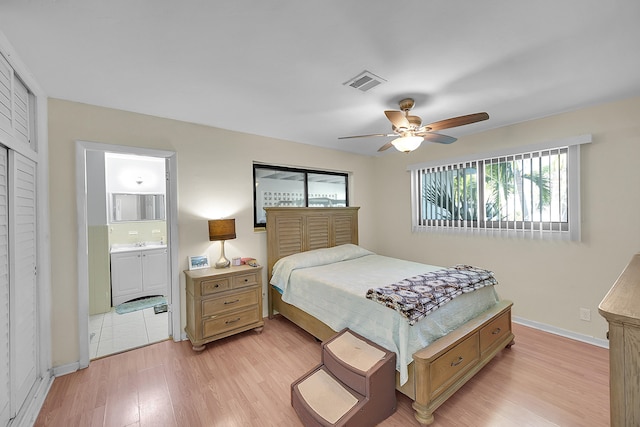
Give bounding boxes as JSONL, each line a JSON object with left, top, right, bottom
{"left": 110, "top": 193, "right": 165, "bottom": 222}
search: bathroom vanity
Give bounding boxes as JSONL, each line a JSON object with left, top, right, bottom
{"left": 110, "top": 244, "right": 168, "bottom": 306}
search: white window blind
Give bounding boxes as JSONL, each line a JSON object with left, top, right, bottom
{"left": 409, "top": 135, "right": 591, "bottom": 241}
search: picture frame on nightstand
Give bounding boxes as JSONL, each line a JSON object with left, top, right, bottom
{"left": 188, "top": 254, "right": 210, "bottom": 270}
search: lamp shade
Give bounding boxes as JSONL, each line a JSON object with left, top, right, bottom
{"left": 208, "top": 219, "right": 236, "bottom": 241}
{"left": 391, "top": 136, "right": 424, "bottom": 153}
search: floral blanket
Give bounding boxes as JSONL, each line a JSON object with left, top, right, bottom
{"left": 365, "top": 265, "right": 498, "bottom": 325}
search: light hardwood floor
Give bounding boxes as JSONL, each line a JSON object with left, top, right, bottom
{"left": 35, "top": 317, "right": 609, "bottom": 426}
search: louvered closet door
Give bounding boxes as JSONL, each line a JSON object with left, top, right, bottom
{"left": 12, "top": 78, "right": 30, "bottom": 145}
{"left": 9, "top": 151, "right": 37, "bottom": 416}
{"left": 0, "top": 55, "right": 11, "bottom": 134}
{"left": 0, "top": 147, "right": 9, "bottom": 426}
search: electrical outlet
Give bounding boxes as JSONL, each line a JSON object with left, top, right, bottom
{"left": 579, "top": 307, "right": 591, "bottom": 321}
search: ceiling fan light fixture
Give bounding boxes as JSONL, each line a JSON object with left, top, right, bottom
{"left": 391, "top": 136, "right": 423, "bottom": 153}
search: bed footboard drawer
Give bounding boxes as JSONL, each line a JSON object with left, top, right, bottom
{"left": 479, "top": 310, "right": 511, "bottom": 355}
{"left": 429, "top": 333, "right": 479, "bottom": 398}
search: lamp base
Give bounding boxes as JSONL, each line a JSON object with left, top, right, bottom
{"left": 215, "top": 258, "right": 230, "bottom": 269}
{"left": 215, "top": 240, "right": 230, "bottom": 268}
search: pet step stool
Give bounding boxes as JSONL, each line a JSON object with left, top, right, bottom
{"left": 291, "top": 328, "right": 396, "bottom": 426}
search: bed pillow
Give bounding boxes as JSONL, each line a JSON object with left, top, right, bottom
{"left": 270, "top": 244, "right": 374, "bottom": 291}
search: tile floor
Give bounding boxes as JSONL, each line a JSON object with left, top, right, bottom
{"left": 89, "top": 306, "right": 170, "bottom": 359}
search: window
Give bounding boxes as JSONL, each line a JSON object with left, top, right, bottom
{"left": 253, "top": 164, "right": 348, "bottom": 227}
{"left": 410, "top": 135, "right": 591, "bottom": 240}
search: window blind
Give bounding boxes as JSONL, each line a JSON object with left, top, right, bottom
{"left": 409, "top": 135, "right": 591, "bottom": 241}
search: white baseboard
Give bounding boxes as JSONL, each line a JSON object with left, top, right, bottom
{"left": 10, "top": 373, "right": 53, "bottom": 427}
{"left": 513, "top": 316, "right": 609, "bottom": 349}
{"left": 52, "top": 361, "right": 80, "bottom": 377}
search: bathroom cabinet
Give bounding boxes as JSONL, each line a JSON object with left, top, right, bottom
{"left": 111, "top": 247, "right": 168, "bottom": 306}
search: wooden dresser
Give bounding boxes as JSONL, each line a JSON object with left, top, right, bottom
{"left": 599, "top": 253, "right": 640, "bottom": 427}
{"left": 185, "top": 265, "right": 264, "bottom": 351}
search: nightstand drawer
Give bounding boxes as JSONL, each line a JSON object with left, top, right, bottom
{"left": 232, "top": 272, "right": 259, "bottom": 288}
{"left": 201, "top": 277, "right": 231, "bottom": 295}
{"left": 202, "top": 288, "right": 259, "bottom": 316}
{"left": 202, "top": 306, "right": 260, "bottom": 338}
{"left": 430, "top": 333, "right": 479, "bottom": 397}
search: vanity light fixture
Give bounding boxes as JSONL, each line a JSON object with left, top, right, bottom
{"left": 208, "top": 219, "right": 236, "bottom": 268}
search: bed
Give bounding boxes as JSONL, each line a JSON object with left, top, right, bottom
{"left": 265, "top": 207, "right": 514, "bottom": 425}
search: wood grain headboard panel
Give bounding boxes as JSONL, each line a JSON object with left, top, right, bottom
{"left": 265, "top": 207, "right": 360, "bottom": 278}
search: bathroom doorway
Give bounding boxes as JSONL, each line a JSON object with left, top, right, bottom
{"left": 76, "top": 141, "right": 180, "bottom": 368}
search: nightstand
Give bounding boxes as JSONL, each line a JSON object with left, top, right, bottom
{"left": 184, "top": 264, "right": 264, "bottom": 351}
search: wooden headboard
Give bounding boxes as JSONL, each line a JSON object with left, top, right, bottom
{"left": 265, "top": 207, "right": 360, "bottom": 279}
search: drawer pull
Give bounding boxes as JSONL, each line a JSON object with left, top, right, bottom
{"left": 214, "top": 284, "right": 221, "bottom": 288}
{"left": 451, "top": 356, "right": 464, "bottom": 367}
{"left": 224, "top": 299, "right": 240, "bottom": 305}
{"left": 225, "top": 317, "right": 241, "bottom": 325}
{"left": 491, "top": 327, "right": 502, "bottom": 335}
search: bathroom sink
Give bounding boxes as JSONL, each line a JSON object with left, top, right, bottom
{"left": 141, "top": 243, "right": 167, "bottom": 250}
{"left": 110, "top": 243, "right": 167, "bottom": 253}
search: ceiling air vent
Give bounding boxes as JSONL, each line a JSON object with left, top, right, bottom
{"left": 343, "top": 70, "right": 386, "bottom": 92}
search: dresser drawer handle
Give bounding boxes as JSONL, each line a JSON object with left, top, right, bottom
{"left": 491, "top": 327, "right": 502, "bottom": 335}
{"left": 225, "top": 317, "right": 241, "bottom": 325}
{"left": 451, "top": 356, "right": 464, "bottom": 367}
{"left": 224, "top": 299, "right": 240, "bottom": 305}
{"left": 243, "top": 278, "right": 249, "bottom": 283}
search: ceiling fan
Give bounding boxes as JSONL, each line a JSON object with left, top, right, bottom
{"left": 339, "top": 98, "right": 489, "bottom": 153}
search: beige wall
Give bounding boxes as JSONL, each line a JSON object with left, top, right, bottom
{"left": 48, "top": 99, "right": 377, "bottom": 367}
{"left": 49, "top": 95, "right": 640, "bottom": 369}
{"left": 371, "top": 95, "right": 640, "bottom": 340}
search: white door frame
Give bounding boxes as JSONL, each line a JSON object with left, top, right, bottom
{"left": 76, "top": 140, "right": 180, "bottom": 369}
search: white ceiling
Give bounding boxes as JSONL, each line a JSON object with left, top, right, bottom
{"left": 1, "top": 1, "right": 639, "bottom": 156}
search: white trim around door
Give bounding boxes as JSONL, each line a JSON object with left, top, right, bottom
{"left": 76, "top": 141, "right": 180, "bottom": 370}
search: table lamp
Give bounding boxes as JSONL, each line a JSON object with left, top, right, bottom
{"left": 208, "top": 219, "right": 236, "bottom": 268}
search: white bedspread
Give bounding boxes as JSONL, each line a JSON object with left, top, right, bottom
{"left": 270, "top": 245, "right": 499, "bottom": 385}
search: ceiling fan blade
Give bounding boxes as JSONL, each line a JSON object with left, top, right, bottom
{"left": 425, "top": 112, "right": 489, "bottom": 132}
{"left": 377, "top": 141, "right": 394, "bottom": 152}
{"left": 338, "top": 133, "right": 393, "bottom": 140}
{"left": 384, "top": 110, "right": 410, "bottom": 128}
{"left": 416, "top": 132, "right": 458, "bottom": 144}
